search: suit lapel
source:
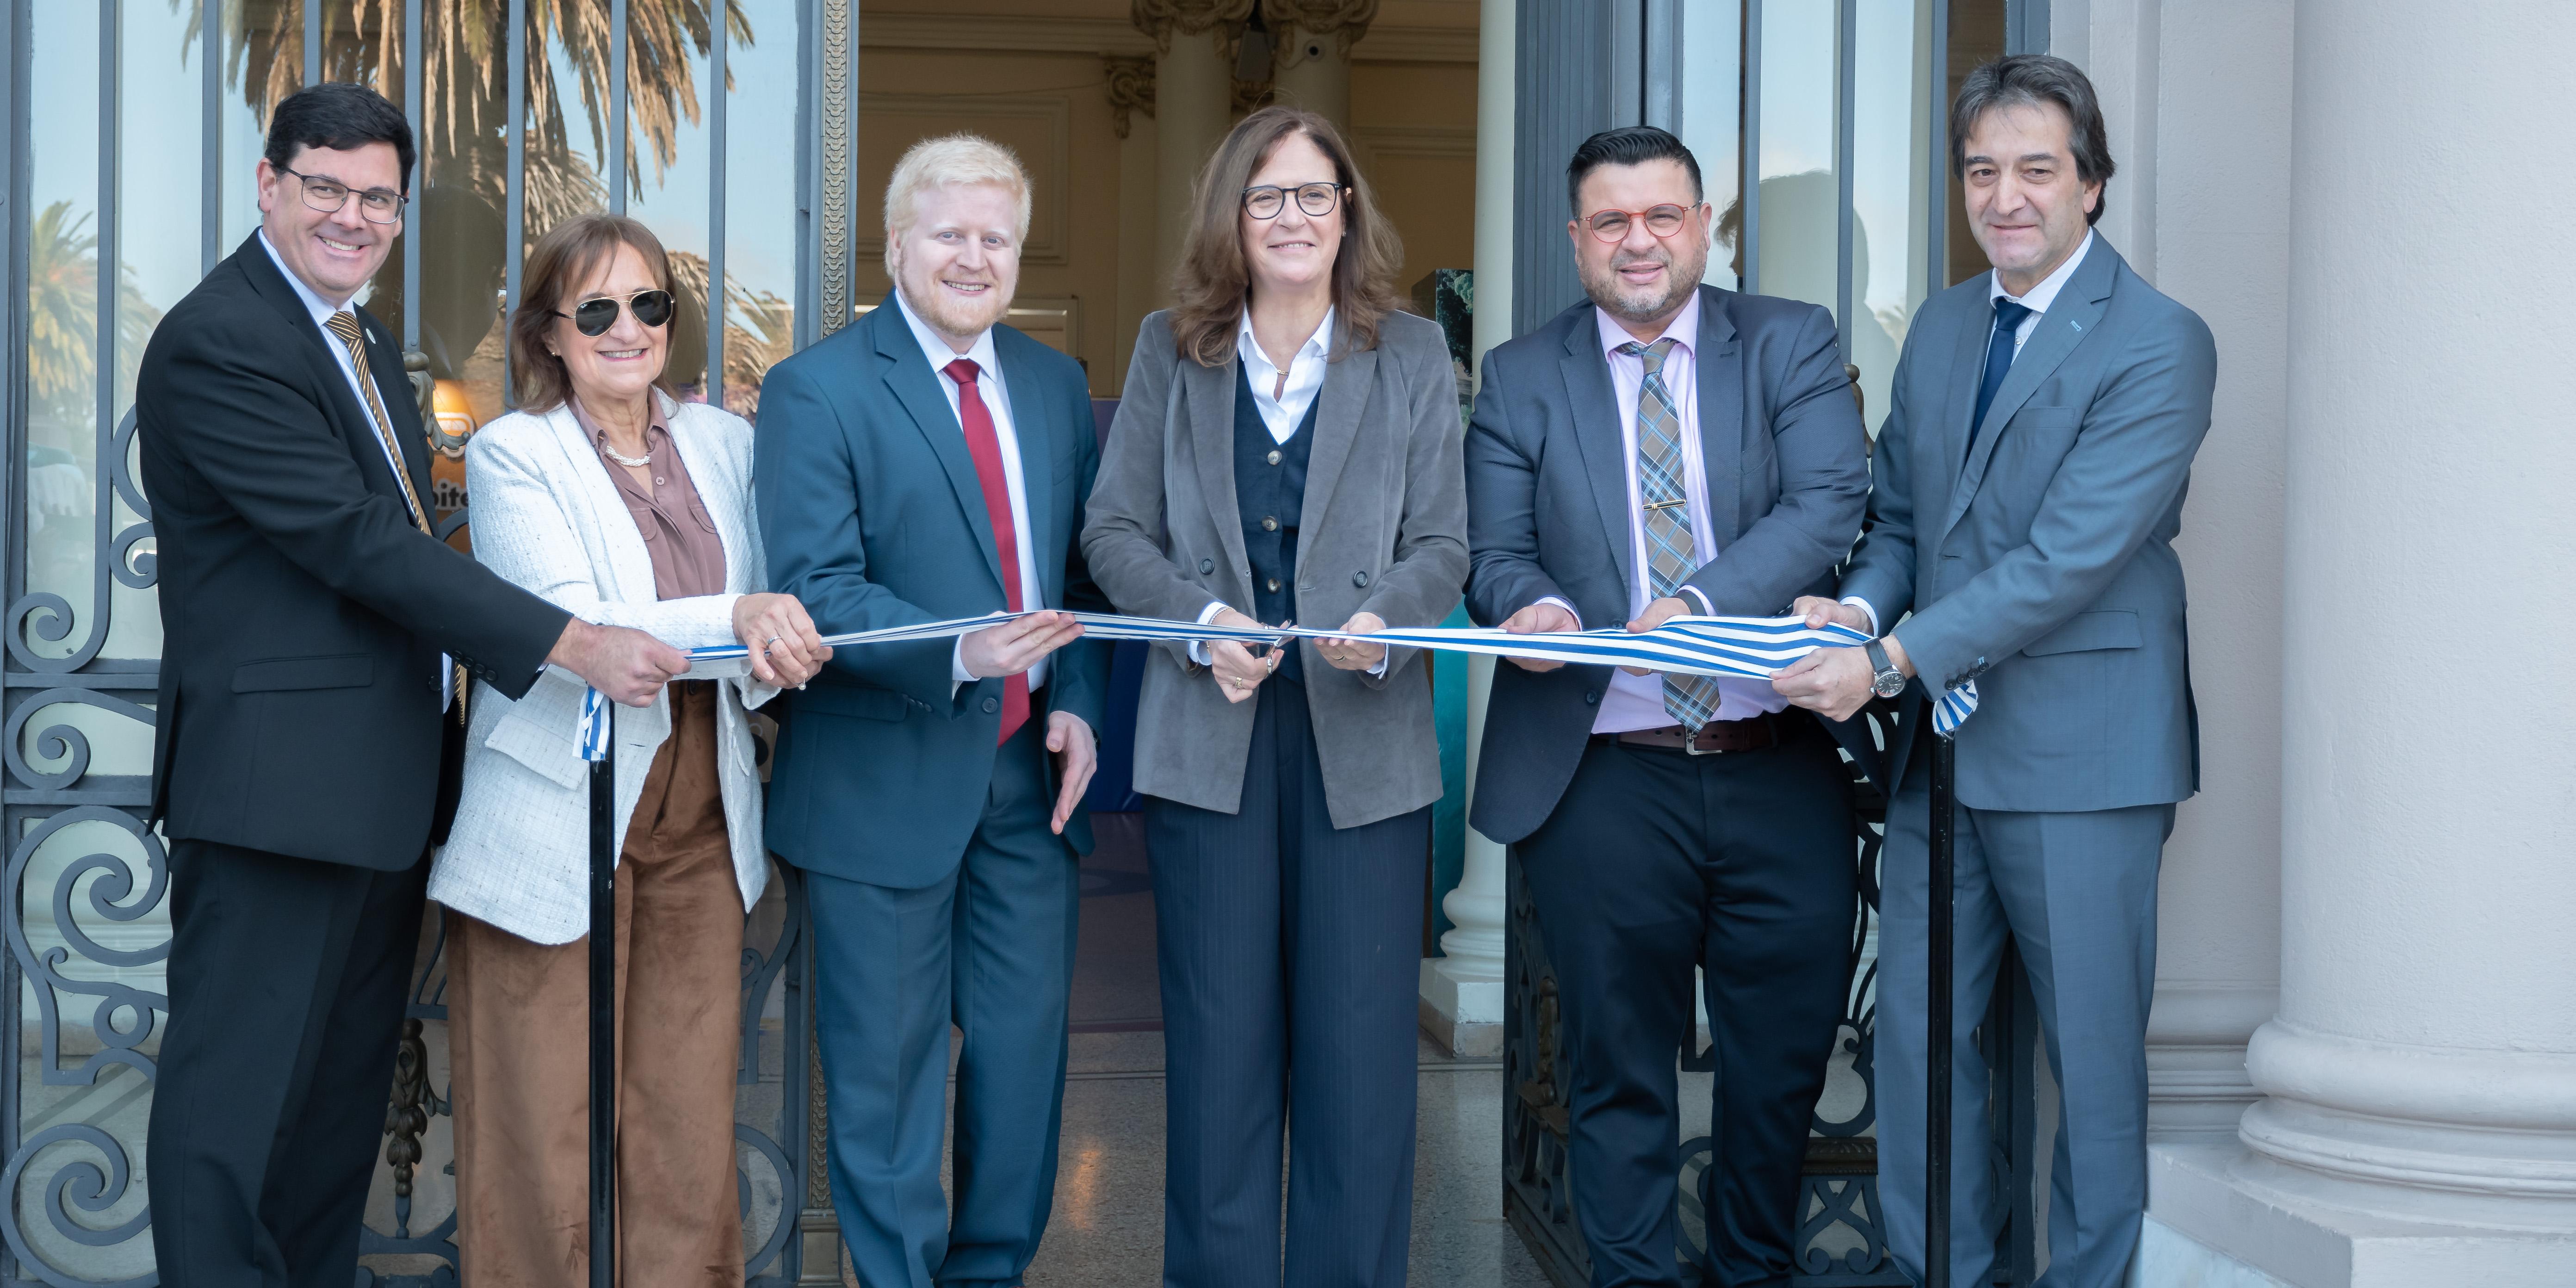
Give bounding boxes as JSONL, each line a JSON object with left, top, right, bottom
{"left": 235, "top": 235, "right": 414, "bottom": 504}
{"left": 1938, "top": 243, "right": 2118, "bottom": 543}
{"left": 1692, "top": 289, "right": 1744, "bottom": 544}
{"left": 994, "top": 328, "right": 1057, "bottom": 606}
{"left": 546, "top": 402, "right": 655, "bottom": 602}
{"left": 1933, "top": 301, "right": 1988, "bottom": 513}
{"left": 1295, "top": 337, "right": 1376, "bottom": 544}
{"left": 1559, "top": 317, "right": 1636, "bottom": 601}
{"left": 870, "top": 303, "right": 1006, "bottom": 596}
{"left": 1187, "top": 354, "right": 1249, "bottom": 585}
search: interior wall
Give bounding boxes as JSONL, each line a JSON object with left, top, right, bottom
{"left": 856, "top": 2, "right": 1480, "bottom": 397}
{"left": 854, "top": 45, "right": 1130, "bottom": 394}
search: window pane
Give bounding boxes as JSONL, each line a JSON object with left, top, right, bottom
{"left": 1677, "top": 0, "right": 1743, "bottom": 290}
{"left": 1748, "top": 0, "right": 1838, "bottom": 315}
{"left": 721, "top": 0, "right": 798, "bottom": 420}
{"left": 1849, "top": 0, "right": 1933, "bottom": 436}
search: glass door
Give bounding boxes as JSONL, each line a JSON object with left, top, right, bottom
{"left": 0, "top": 2, "right": 847, "bottom": 1282}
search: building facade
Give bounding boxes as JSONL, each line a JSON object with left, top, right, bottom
{"left": 0, "top": 1, "right": 2565, "bottom": 1284}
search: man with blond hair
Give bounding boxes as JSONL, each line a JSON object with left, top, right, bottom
{"left": 757, "top": 133, "right": 1112, "bottom": 1287}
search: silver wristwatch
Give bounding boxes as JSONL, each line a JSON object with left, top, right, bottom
{"left": 1863, "top": 639, "right": 1906, "bottom": 699}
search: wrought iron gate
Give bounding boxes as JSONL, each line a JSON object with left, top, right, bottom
{"left": 0, "top": 0, "right": 860, "bottom": 1282}
{"left": 1501, "top": 705, "right": 2046, "bottom": 1287}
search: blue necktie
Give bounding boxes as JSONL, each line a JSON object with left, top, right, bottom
{"left": 1969, "top": 297, "right": 2036, "bottom": 452}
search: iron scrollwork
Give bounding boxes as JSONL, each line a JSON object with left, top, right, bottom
{"left": 1504, "top": 703, "right": 2032, "bottom": 1287}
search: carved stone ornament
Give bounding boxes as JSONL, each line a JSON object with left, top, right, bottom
{"left": 820, "top": 0, "right": 855, "bottom": 337}
{"left": 1261, "top": 0, "right": 1379, "bottom": 66}
{"left": 1104, "top": 55, "right": 1158, "bottom": 139}
{"left": 1131, "top": 0, "right": 1256, "bottom": 60}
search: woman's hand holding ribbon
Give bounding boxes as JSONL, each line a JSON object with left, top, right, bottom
{"left": 732, "top": 593, "right": 832, "bottom": 687}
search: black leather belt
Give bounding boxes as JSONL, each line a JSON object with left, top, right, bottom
{"left": 1588, "top": 708, "right": 1800, "bottom": 756}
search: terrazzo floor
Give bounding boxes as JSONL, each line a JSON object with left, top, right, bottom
{"left": 911, "top": 812, "right": 1560, "bottom": 1286}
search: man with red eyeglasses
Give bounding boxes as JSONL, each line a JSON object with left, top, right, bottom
{"left": 1464, "top": 125, "right": 1869, "bottom": 1287}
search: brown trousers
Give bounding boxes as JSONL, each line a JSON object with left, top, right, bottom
{"left": 449, "top": 681, "right": 745, "bottom": 1288}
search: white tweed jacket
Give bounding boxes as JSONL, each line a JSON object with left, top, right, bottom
{"left": 429, "top": 392, "right": 776, "bottom": 944}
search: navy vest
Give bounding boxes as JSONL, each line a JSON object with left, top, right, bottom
{"left": 1234, "top": 364, "right": 1319, "bottom": 682}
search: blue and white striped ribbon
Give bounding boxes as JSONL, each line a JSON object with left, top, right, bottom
{"left": 1933, "top": 679, "right": 1979, "bottom": 737}
{"left": 577, "top": 611, "right": 1877, "bottom": 760}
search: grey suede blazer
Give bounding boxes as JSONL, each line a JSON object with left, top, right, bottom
{"left": 1840, "top": 235, "right": 2216, "bottom": 811}
{"left": 1082, "top": 308, "right": 1468, "bottom": 829}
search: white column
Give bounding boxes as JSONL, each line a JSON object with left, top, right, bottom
{"left": 2149, "top": 4, "right": 2576, "bottom": 1283}
{"left": 1107, "top": 56, "right": 1161, "bottom": 392}
{"left": 2062, "top": 0, "right": 2290, "bottom": 1141}
{"left": 1417, "top": 0, "right": 1513, "bottom": 1059}
{"left": 1262, "top": 0, "right": 1376, "bottom": 131}
{"left": 1137, "top": 1, "right": 1251, "bottom": 306}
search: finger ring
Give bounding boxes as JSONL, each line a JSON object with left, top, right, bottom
{"left": 766, "top": 636, "right": 784, "bottom": 647}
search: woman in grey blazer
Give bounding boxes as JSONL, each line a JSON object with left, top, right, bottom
{"left": 1082, "top": 105, "right": 1467, "bottom": 1288}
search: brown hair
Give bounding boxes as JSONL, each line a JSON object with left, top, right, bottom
{"left": 1167, "top": 106, "right": 1405, "bottom": 368}
{"left": 508, "top": 213, "right": 679, "bottom": 413}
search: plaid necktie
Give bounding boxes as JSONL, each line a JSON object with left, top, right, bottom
{"left": 1617, "top": 338, "right": 1725, "bottom": 729}
{"left": 324, "top": 310, "right": 465, "bottom": 725}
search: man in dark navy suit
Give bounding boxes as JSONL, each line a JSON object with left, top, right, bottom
{"left": 756, "top": 134, "right": 1112, "bottom": 1288}
{"left": 1465, "top": 126, "right": 1869, "bottom": 1287}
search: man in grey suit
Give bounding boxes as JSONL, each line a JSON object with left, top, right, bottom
{"left": 1772, "top": 55, "right": 2217, "bottom": 1288}
{"left": 1467, "top": 126, "right": 1867, "bottom": 1287}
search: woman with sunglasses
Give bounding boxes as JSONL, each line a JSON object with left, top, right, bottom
{"left": 1081, "top": 106, "right": 1467, "bottom": 1288}
{"left": 428, "top": 213, "right": 829, "bottom": 1287}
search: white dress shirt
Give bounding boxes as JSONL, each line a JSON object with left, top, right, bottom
{"left": 1238, "top": 305, "right": 1335, "bottom": 443}
{"left": 1843, "top": 230, "right": 2094, "bottom": 637}
{"left": 1548, "top": 304, "right": 1786, "bottom": 732}
{"left": 891, "top": 290, "right": 1049, "bottom": 694}
{"left": 259, "top": 230, "right": 454, "bottom": 710}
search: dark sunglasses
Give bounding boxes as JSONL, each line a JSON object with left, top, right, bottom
{"left": 557, "top": 289, "right": 674, "bottom": 337}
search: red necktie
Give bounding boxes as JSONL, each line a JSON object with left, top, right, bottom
{"left": 943, "top": 359, "right": 1029, "bottom": 745}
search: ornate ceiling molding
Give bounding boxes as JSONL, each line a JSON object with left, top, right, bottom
{"left": 1130, "top": 0, "right": 1257, "bottom": 60}
{"left": 1263, "top": 0, "right": 1380, "bottom": 67}
{"left": 855, "top": 14, "right": 1474, "bottom": 64}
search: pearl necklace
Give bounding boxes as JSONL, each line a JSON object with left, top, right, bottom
{"left": 600, "top": 442, "right": 653, "bottom": 468}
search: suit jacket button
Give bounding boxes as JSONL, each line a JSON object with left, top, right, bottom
{"left": 1267, "top": 450, "right": 1282, "bottom": 466}
{"left": 982, "top": 696, "right": 1000, "bottom": 714}
{"left": 1352, "top": 571, "right": 1370, "bottom": 588}
{"left": 1200, "top": 557, "right": 1216, "bottom": 575}
{"left": 1584, "top": 690, "right": 1599, "bottom": 706}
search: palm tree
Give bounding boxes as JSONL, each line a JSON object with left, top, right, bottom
{"left": 25, "top": 201, "right": 162, "bottom": 437}
{"left": 198, "top": 0, "right": 751, "bottom": 234}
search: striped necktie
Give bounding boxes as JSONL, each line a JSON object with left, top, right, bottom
{"left": 324, "top": 310, "right": 464, "bottom": 724}
{"left": 1617, "top": 338, "right": 1725, "bottom": 730}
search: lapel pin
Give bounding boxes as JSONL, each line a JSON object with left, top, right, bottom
{"left": 2070, "top": 320, "right": 2084, "bottom": 332}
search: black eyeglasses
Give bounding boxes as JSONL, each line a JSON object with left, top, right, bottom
{"left": 1242, "top": 183, "right": 1345, "bottom": 220}
{"left": 278, "top": 164, "right": 408, "bottom": 224}
{"left": 557, "top": 289, "right": 674, "bottom": 336}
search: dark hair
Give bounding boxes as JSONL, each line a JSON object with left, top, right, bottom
{"left": 1168, "top": 106, "right": 1406, "bottom": 369}
{"left": 1950, "top": 54, "right": 2114, "bottom": 226}
{"left": 264, "top": 82, "right": 417, "bottom": 193}
{"left": 1567, "top": 126, "right": 1703, "bottom": 217}
{"left": 509, "top": 215, "right": 678, "bottom": 413}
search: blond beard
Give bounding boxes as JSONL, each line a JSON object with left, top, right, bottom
{"left": 895, "top": 258, "right": 1013, "bottom": 342}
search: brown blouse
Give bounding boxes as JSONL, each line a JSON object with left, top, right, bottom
{"left": 574, "top": 398, "right": 727, "bottom": 601}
